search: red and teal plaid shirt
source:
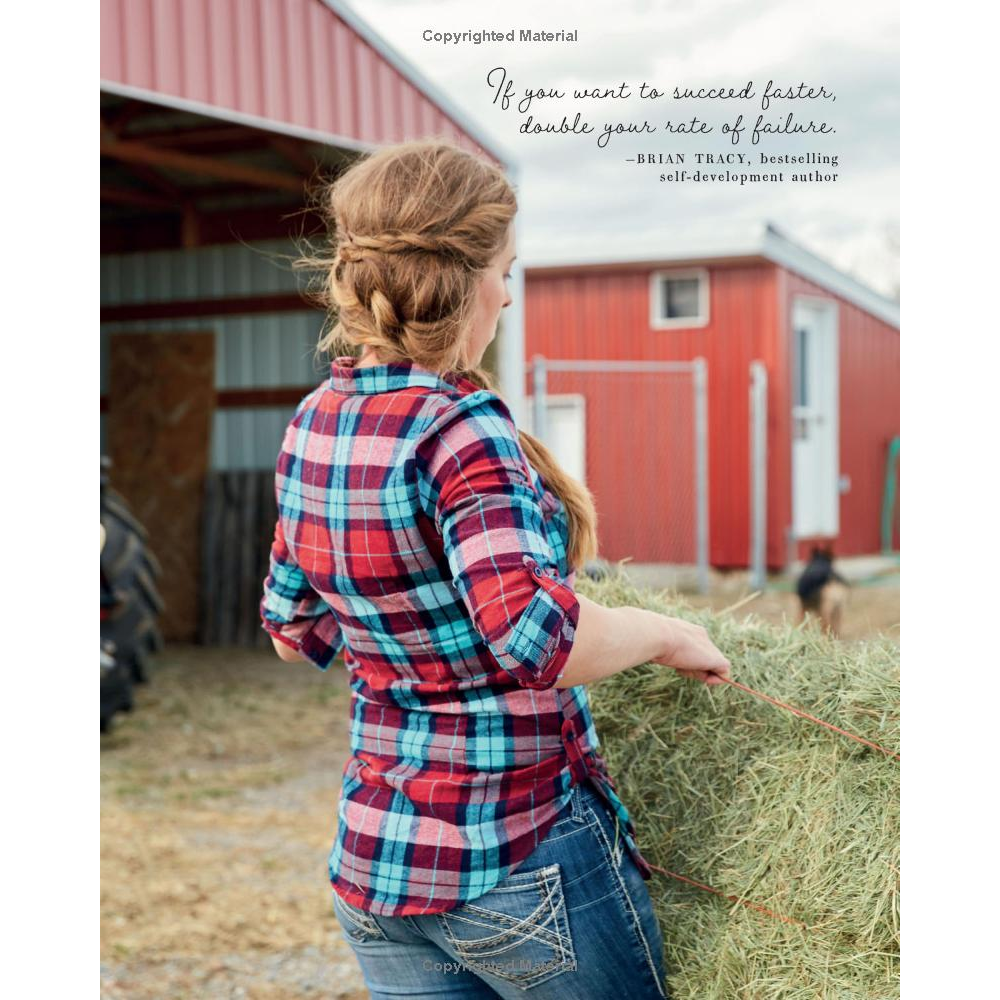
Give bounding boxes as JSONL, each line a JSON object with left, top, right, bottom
{"left": 260, "top": 355, "right": 652, "bottom": 916}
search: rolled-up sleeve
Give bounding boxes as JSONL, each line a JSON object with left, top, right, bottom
{"left": 260, "top": 516, "right": 345, "bottom": 671}
{"left": 417, "top": 391, "right": 581, "bottom": 690}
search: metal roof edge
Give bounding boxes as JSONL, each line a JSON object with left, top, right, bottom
{"left": 319, "top": 0, "right": 517, "bottom": 171}
{"left": 523, "top": 221, "right": 899, "bottom": 329}
{"left": 759, "top": 223, "right": 900, "bottom": 329}
{"left": 523, "top": 254, "right": 767, "bottom": 275}
{"left": 523, "top": 236, "right": 765, "bottom": 272}
{"left": 101, "top": 78, "right": 378, "bottom": 154}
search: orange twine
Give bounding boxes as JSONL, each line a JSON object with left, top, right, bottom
{"left": 647, "top": 862, "right": 808, "bottom": 929}
{"left": 718, "top": 677, "right": 900, "bottom": 761}
{"left": 647, "top": 673, "right": 898, "bottom": 927}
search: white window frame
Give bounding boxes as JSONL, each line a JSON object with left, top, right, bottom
{"left": 649, "top": 267, "right": 710, "bottom": 329}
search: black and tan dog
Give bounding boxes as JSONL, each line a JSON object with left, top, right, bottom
{"left": 796, "top": 545, "right": 849, "bottom": 637}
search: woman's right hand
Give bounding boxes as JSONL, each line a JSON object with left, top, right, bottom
{"left": 649, "top": 614, "right": 732, "bottom": 685}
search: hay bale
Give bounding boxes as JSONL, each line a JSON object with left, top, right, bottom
{"left": 579, "top": 569, "right": 899, "bottom": 1000}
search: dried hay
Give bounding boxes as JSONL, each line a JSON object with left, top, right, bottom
{"left": 578, "top": 569, "right": 900, "bottom": 1000}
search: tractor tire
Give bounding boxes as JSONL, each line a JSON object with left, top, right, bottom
{"left": 100, "top": 642, "right": 133, "bottom": 732}
{"left": 101, "top": 458, "right": 165, "bottom": 729}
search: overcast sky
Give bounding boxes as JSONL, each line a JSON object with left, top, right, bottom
{"left": 344, "top": 0, "right": 899, "bottom": 299}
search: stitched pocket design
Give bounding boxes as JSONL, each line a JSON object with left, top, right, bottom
{"left": 439, "top": 863, "right": 577, "bottom": 989}
{"left": 333, "top": 893, "right": 388, "bottom": 944}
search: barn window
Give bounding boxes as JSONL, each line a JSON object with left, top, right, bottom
{"left": 649, "top": 268, "right": 710, "bottom": 328}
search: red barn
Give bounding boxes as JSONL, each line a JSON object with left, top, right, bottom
{"left": 523, "top": 224, "right": 900, "bottom": 573}
{"left": 100, "top": 0, "right": 519, "bottom": 641}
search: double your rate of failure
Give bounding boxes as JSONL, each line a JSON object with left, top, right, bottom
{"left": 520, "top": 111, "right": 832, "bottom": 148}
{"left": 500, "top": 79, "right": 834, "bottom": 147}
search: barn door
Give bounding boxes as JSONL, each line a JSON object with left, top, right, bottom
{"left": 106, "top": 331, "right": 215, "bottom": 641}
{"left": 791, "top": 299, "right": 839, "bottom": 538}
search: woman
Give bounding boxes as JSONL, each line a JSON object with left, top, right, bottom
{"left": 260, "top": 140, "right": 731, "bottom": 999}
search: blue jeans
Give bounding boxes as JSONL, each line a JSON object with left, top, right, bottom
{"left": 332, "top": 780, "right": 670, "bottom": 998}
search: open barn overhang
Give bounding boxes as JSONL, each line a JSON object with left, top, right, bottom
{"left": 101, "top": 86, "right": 359, "bottom": 253}
{"left": 101, "top": 0, "right": 513, "bottom": 253}
{"left": 101, "top": 0, "right": 525, "bottom": 416}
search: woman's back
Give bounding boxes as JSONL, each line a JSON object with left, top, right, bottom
{"left": 260, "top": 354, "right": 646, "bottom": 917}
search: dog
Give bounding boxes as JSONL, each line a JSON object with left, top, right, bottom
{"left": 796, "top": 545, "right": 849, "bottom": 637}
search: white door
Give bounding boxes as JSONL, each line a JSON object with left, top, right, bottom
{"left": 523, "top": 394, "right": 587, "bottom": 484}
{"left": 791, "top": 298, "right": 840, "bottom": 538}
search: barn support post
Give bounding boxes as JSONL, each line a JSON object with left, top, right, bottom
{"left": 881, "top": 434, "right": 900, "bottom": 554}
{"left": 749, "top": 361, "right": 768, "bottom": 590}
{"left": 531, "top": 355, "right": 549, "bottom": 447}
{"left": 497, "top": 164, "right": 527, "bottom": 424}
{"left": 693, "top": 357, "right": 710, "bottom": 594}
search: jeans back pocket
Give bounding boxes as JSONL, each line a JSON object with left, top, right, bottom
{"left": 438, "top": 862, "right": 576, "bottom": 989}
{"left": 333, "top": 892, "right": 388, "bottom": 944}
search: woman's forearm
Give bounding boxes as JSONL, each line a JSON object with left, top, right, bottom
{"left": 268, "top": 594, "right": 708, "bottom": 691}
{"left": 554, "top": 594, "right": 667, "bottom": 689}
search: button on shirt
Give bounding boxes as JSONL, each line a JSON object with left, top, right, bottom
{"left": 259, "top": 355, "right": 652, "bottom": 917}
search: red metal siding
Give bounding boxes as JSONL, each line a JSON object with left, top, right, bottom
{"left": 101, "top": 0, "right": 496, "bottom": 160}
{"left": 526, "top": 263, "right": 898, "bottom": 570}
{"left": 525, "top": 263, "right": 779, "bottom": 569}
{"left": 784, "top": 271, "right": 900, "bottom": 561}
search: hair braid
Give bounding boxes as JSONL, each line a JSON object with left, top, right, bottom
{"left": 293, "top": 139, "right": 599, "bottom": 569}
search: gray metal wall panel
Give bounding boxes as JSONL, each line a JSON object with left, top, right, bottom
{"left": 101, "top": 241, "right": 332, "bottom": 469}
{"left": 102, "top": 313, "right": 327, "bottom": 388}
{"left": 211, "top": 408, "right": 294, "bottom": 473}
{"left": 101, "top": 240, "right": 307, "bottom": 305}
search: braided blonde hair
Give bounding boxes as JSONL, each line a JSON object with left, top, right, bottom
{"left": 295, "top": 140, "right": 598, "bottom": 570}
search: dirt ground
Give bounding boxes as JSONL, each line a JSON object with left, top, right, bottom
{"left": 100, "top": 647, "right": 368, "bottom": 1000}
{"left": 101, "top": 582, "right": 898, "bottom": 999}
{"left": 683, "top": 576, "right": 900, "bottom": 643}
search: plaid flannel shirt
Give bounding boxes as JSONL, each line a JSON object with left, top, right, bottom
{"left": 260, "top": 355, "right": 652, "bottom": 917}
